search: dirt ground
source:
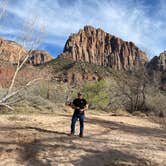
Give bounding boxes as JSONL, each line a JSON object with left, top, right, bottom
{"left": 0, "top": 109, "right": 166, "bottom": 166}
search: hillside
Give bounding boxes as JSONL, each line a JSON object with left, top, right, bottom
{"left": 40, "top": 57, "right": 113, "bottom": 83}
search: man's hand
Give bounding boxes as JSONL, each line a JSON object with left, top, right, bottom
{"left": 80, "top": 104, "right": 89, "bottom": 112}
{"left": 79, "top": 109, "right": 85, "bottom": 112}
{"left": 65, "top": 102, "right": 76, "bottom": 109}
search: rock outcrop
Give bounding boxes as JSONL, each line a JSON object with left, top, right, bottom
{"left": 60, "top": 26, "right": 148, "bottom": 70}
{"left": 0, "top": 38, "right": 27, "bottom": 64}
{"left": 28, "top": 50, "right": 53, "bottom": 65}
{"left": 147, "top": 51, "right": 166, "bottom": 91}
{"left": 148, "top": 51, "right": 166, "bottom": 71}
{"left": 0, "top": 38, "right": 53, "bottom": 65}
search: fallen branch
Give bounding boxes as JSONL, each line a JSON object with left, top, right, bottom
{"left": 0, "top": 78, "right": 43, "bottom": 110}
{"left": 0, "top": 102, "right": 14, "bottom": 111}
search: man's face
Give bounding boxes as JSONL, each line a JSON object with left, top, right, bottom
{"left": 78, "top": 94, "right": 83, "bottom": 99}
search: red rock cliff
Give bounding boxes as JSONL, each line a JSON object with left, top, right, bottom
{"left": 60, "top": 26, "right": 148, "bottom": 70}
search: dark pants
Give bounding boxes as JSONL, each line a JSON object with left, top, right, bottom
{"left": 71, "top": 112, "right": 84, "bottom": 135}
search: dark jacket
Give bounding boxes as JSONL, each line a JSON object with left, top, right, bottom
{"left": 73, "top": 98, "right": 87, "bottom": 114}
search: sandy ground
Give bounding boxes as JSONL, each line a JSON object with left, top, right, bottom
{"left": 0, "top": 110, "right": 166, "bottom": 166}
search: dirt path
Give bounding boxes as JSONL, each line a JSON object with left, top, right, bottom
{"left": 0, "top": 111, "right": 165, "bottom": 166}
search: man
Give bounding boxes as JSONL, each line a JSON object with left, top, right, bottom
{"left": 70, "top": 92, "right": 88, "bottom": 137}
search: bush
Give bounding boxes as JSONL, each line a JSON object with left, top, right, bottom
{"left": 82, "top": 80, "right": 109, "bottom": 110}
{"left": 145, "top": 92, "right": 166, "bottom": 116}
{"left": 25, "top": 80, "right": 68, "bottom": 103}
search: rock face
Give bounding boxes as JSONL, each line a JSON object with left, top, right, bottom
{"left": 147, "top": 51, "right": 166, "bottom": 91}
{"left": 28, "top": 50, "right": 53, "bottom": 65}
{"left": 0, "top": 38, "right": 53, "bottom": 65}
{"left": 0, "top": 38, "right": 27, "bottom": 64}
{"left": 148, "top": 51, "right": 166, "bottom": 71}
{"left": 60, "top": 26, "right": 148, "bottom": 70}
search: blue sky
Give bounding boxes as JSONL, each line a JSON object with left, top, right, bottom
{"left": 0, "top": 0, "right": 165, "bottom": 59}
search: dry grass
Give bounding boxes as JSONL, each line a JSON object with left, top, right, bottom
{"left": 7, "top": 116, "right": 28, "bottom": 121}
{"left": 149, "top": 116, "right": 166, "bottom": 129}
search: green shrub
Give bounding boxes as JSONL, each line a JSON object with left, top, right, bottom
{"left": 82, "top": 80, "right": 109, "bottom": 110}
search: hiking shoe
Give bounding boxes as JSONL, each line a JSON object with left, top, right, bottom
{"left": 69, "top": 133, "right": 75, "bottom": 136}
{"left": 79, "top": 133, "right": 84, "bottom": 138}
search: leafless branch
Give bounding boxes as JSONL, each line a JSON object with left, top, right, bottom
{"left": 0, "top": 0, "right": 8, "bottom": 20}
{"left": 0, "top": 102, "right": 14, "bottom": 111}
{"left": 6, "top": 17, "right": 46, "bottom": 95}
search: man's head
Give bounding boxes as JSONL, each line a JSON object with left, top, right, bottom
{"left": 77, "top": 92, "right": 83, "bottom": 99}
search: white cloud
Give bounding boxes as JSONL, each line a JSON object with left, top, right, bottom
{"left": 1, "top": 0, "right": 166, "bottom": 58}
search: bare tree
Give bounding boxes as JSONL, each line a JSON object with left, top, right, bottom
{"left": 8, "top": 17, "right": 45, "bottom": 93}
{"left": 0, "top": 15, "right": 46, "bottom": 110}
{"left": 107, "top": 65, "right": 150, "bottom": 113}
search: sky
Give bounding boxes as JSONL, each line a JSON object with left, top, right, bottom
{"left": 0, "top": 0, "right": 165, "bottom": 59}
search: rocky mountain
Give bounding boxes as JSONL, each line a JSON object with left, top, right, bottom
{"left": 60, "top": 26, "right": 148, "bottom": 70}
{"left": 1, "top": 27, "right": 165, "bottom": 89}
{"left": 0, "top": 37, "right": 53, "bottom": 65}
{"left": 148, "top": 51, "right": 166, "bottom": 71}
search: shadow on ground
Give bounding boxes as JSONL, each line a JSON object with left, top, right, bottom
{"left": 74, "top": 149, "right": 154, "bottom": 166}
{"left": 0, "top": 114, "right": 165, "bottom": 166}
{"left": 85, "top": 116, "right": 166, "bottom": 139}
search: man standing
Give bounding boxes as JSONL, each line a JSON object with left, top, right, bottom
{"left": 70, "top": 92, "right": 88, "bottom": 137}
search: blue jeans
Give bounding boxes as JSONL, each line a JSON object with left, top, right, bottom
{"left": 71, "top": 112, "right": 84, "bottom": 135}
